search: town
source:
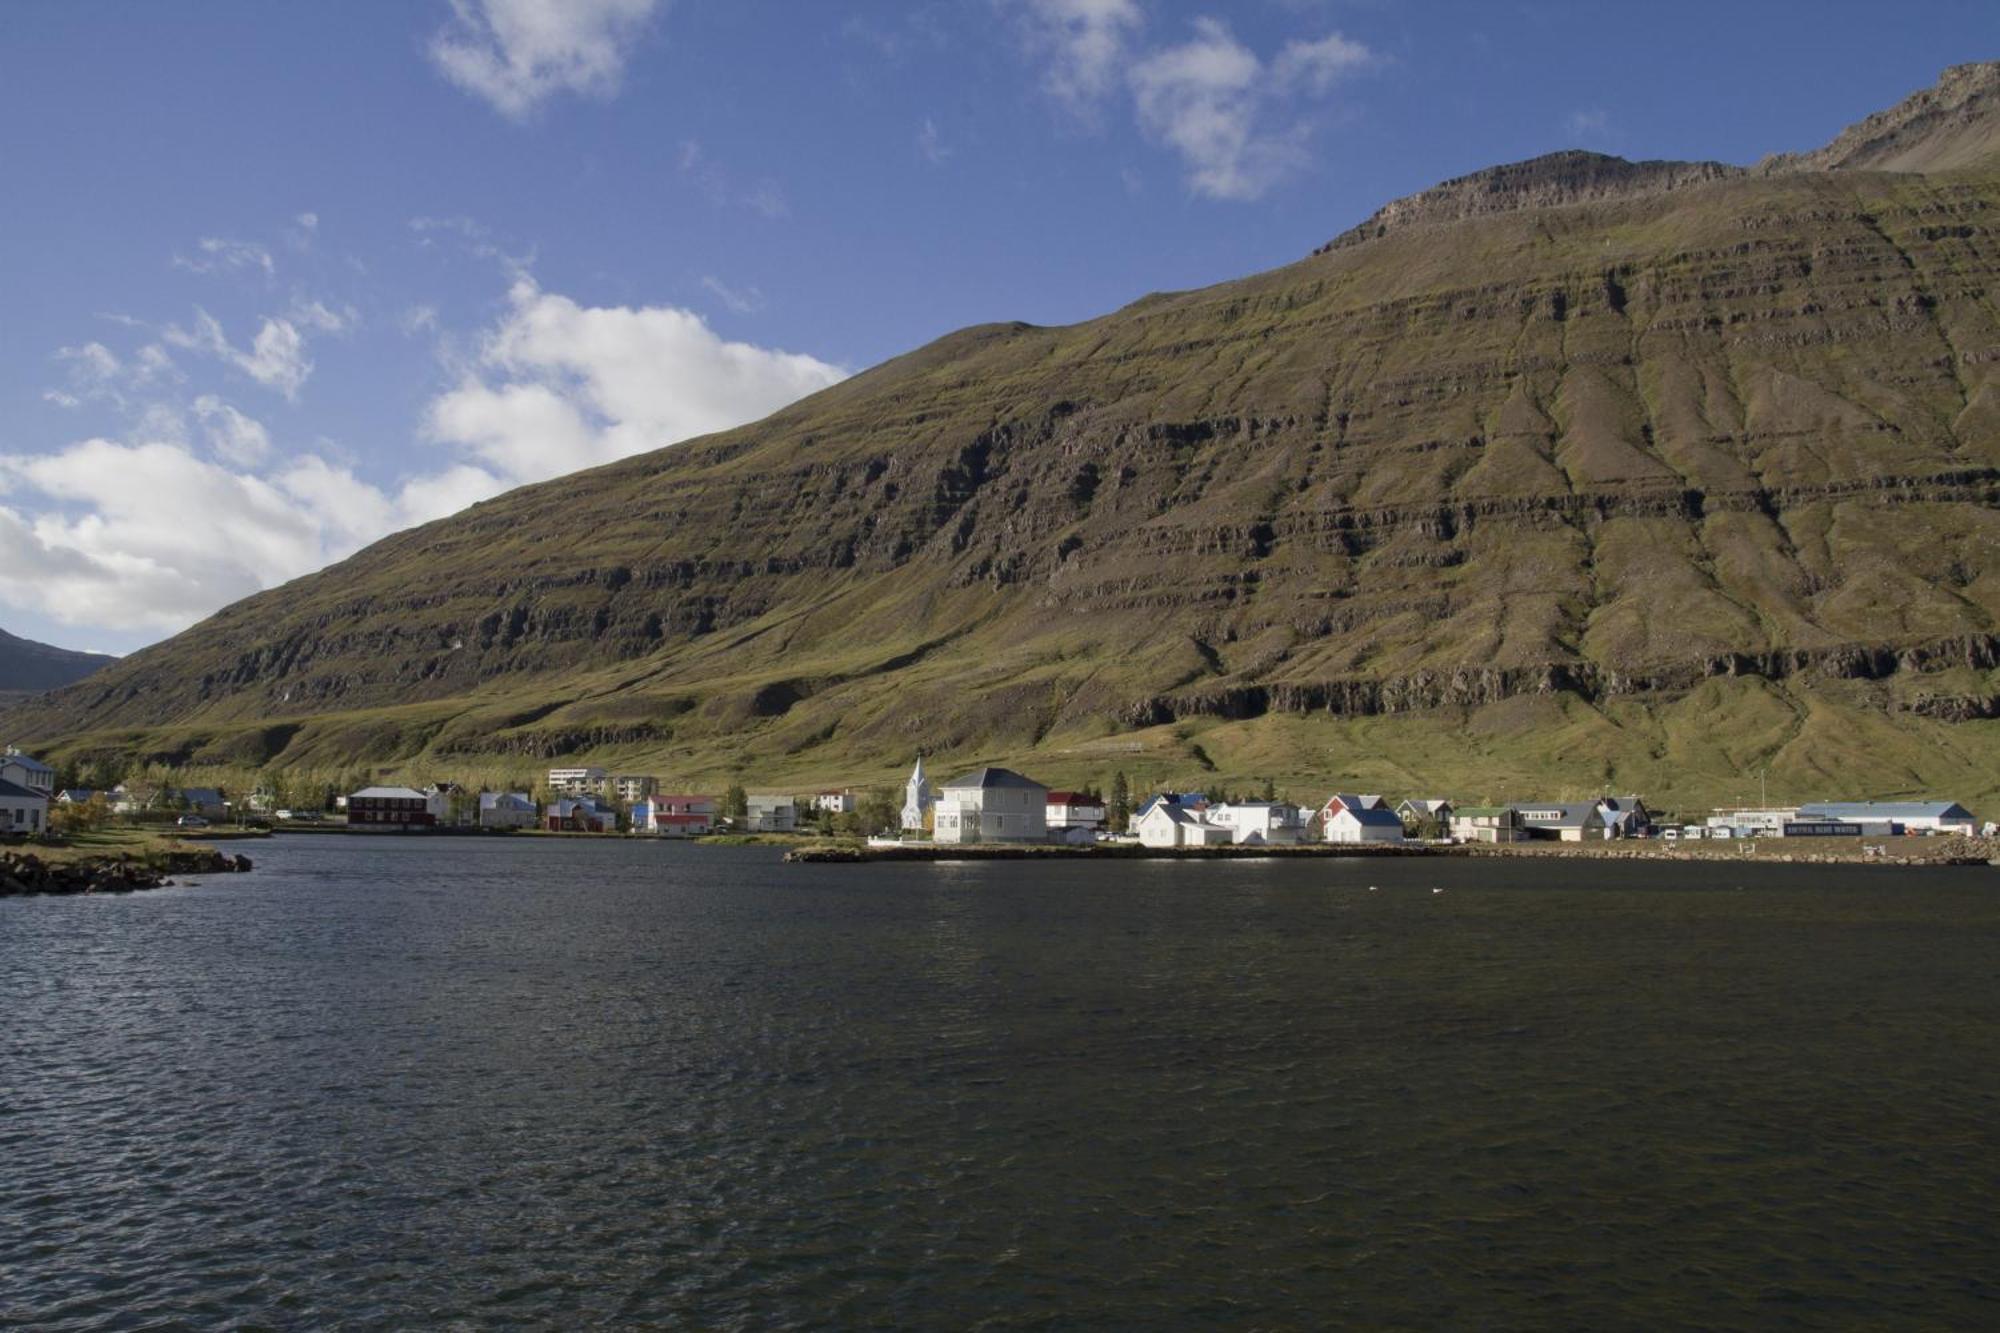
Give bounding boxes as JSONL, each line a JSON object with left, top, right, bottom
{"left": 3, "top": 747, "right": 1989, "bottom": 851}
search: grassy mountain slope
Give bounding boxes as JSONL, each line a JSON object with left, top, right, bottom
{"left": 12, "top": 66, "right": 2000, "bottom": 814}
{"left": 0, "top": 627, "right": 116, "bottom": 707}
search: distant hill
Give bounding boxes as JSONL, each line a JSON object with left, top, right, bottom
{"left": 9, "top": 63, "right": 2000, "bottom": 813}
{"left": 0, "top": 627, "right": 115, "bottom": 704}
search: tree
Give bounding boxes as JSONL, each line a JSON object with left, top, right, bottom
{"left": 1262, "top": 775, "right": 1276, "bottom": 802}
{"left": 723, "top": 783, "right": 748, "bottom": 822}
{"left": 857, "top": 787, "right": 897, "bottom": 835}
{"left": 1109, "top": 771, "right": 1130, "bottom": 832}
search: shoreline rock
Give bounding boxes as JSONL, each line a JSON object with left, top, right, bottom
{"left": 0, "top": 849, "right": 253, "bottom": 897}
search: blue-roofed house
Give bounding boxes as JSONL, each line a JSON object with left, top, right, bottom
{"left": 0, "top": 776, "right": 48, "bottom": 836}
{"left": 1320, "top": 794, "right": 1405, "bottom": 844}
{"left": 1, "top": 748, "right": 55, "bottom": 797}
{"left": 1136, "top": 792, "right": 1209, "bottom": 820}
{"left": 1134, "top": 800, "right": 1232, "bottom": 848}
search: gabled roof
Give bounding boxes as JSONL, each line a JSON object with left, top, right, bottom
{"left": 1512, "top": 802, "right": 1604, "bottom": 828}
{"left": 1142, "top": 802, "right": 1197, "bottom": 825}
{"left": 1045, "top": 790, "right": 1101, "bottom": 804}
{"left": 1799, "top": 801, "right": 1973, "bottom": 821}
{"left": 942, "top": 767, "right": 1046, "bottom": 791}
{"left": 353, "top": 786, "right": 427, "bottom": 799}
{"left": 181, "top": 787, "right": 225, "bottom": 804}
{"left": 0, "top": 777, "right": 46, "bottom": 800}
{"left": 479, "top": 792, "right": 536, "bottom": 810}
{"left": 2, "top": 751, "right": 54, "bottom": 774}
{"left": 1331, "top": 803, "right": 1404, "bottom": 828}
{"left": 1453, "top": 806, "right": 1513, "bottom": 818}
{"left": 1399, "top": 798, "right": 1453, "bottom": 815}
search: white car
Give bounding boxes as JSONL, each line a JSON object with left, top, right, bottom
{"left": 176, "top": 815, "right": 210, "bottom": 828}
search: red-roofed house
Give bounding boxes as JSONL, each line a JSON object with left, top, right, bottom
{"left": 1045, "top": 790, "right": 1106, "bottom": 834}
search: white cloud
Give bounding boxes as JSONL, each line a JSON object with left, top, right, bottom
{"left": 162, "top": 301, "right": 352, "bottom": 400}
{"left": 0, "top": 437, "right": 506, "bottom": 636}
{"left": 401, "top": 304, "right": 442, "bottom": 335}
{"left": 48, "top": 339, "right": 179, "bottom": 410}
{"left": 173, "top": 236, "right": 276, "bottom": 279}
{"left": 1129, "top": 19, "right": 1370, "bottom": 200}
{"left": 193, "top": 395, "right": 273, "bottom": 467}
{"left": 1564, "top": 108, "right": 1612, "bottom": 142}
{"left": 57, "top": 341, "right": 122, "bottom": 387}
{"left": 672, "top": 141, "right": 790, "bottom": 219}
{"left": 425, "top": 277, "right": 846, "bottom": 487}
{"left": 917, "top": 117, "right": 953, "bottom": 165}
{"left": 700, "top": 275, "right": 765, "bottom": 314}
{"left": 743, "top": 179, "right": 789, "bottom": 220}
{"left": 5, "top": 268, "right": 838, "bottom": 644}
{"left": 1272, "top": 31, "right": 1372, "bottom": 95}
{"left": 1017, "top": 0, "right": 1145, "bottom": 111}
{"left": 429, "top": 0, "right": 661, "bottom": 119}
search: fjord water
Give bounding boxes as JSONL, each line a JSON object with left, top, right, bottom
{"left": 5, "top": 838, "right": 1998, "bottom": 1328}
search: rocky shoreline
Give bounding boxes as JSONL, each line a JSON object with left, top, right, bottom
{"left": 0, "top": 848, "right": 254, "bottom": 896}
{"left": 788, "top": 838, "right": 2000, "bottom": 867}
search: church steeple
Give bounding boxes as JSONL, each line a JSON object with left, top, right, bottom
{"left": 900, "top": 755, "right": 932, "bottom": 832}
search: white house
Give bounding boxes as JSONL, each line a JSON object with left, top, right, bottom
{"left": 547, "top": 766, "right": 608, "bottom": 797}
{"left": 745, "top": 795, "right": 797, "bottom": 833}
{"left": 1449, "top": 806, "right": 1521, "bottom": 844}
{"left": 1707, "top": 807, "right": 1799, "bottom": 836}
{"left": 1321, "top": 794, "right": 1406, "bottom": 844}
{"left": 477, "top": 792, "right": 539, "bottom": 830}
{"left": 934, "top": 767, "right": 1049, "bottom": 844}
{"left": 1046, "top": 790, "right": 1107, "bottom": 833}
{"left": 900, "top": 756, "right": 933, "bottom": 833}
{"left": 0, "top": 776, "right": 49, "bottom": 837}
{"left": 1, "top": 748, "right": 56, "bottom": 797}
{"left": 814, "top": 790, "right": 857, "bottom": 814}
{"left": 1135, "top": 802, "right": 1232, "bottom": 848}
{"left": 632, "top": 795, "right": 714, "bottom": 836}
{"left": 108, "top": 783, "right": 156, "bottom": 815}
{"left": 608, "top": 775, "right": 656, "bottom": 803}
{"left": 1209, "top": 801, "right": 1306, "bottom": 846}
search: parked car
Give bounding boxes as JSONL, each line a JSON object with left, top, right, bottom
{"left": 176, "top": 815, "right": 210, "bottom": 828}
{"left": 274, "top": 809, "right": 294, "bottom": 821}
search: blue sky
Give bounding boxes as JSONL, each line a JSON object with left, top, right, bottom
{"left": 0, "top": 0, "right": 1991, "bottom": 654}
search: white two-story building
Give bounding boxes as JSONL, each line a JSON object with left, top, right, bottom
{"left": 934, "top": 768, "right": 1048, "bottom": 844}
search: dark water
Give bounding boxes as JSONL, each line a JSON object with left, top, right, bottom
{"left": 5, "top": 838, "right": 2000, "bottom": 1329}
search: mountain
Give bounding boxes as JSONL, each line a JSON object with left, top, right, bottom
{"left": 11, "top": 65, "right": 2000, "bottom": 813}
{"left": 0, "top": 627, "right": 115, "bottom": 706}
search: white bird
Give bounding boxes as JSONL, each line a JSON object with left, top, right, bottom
{"left": 1432, "top": 887, "right": 1444, "bottom": 894}
{"left": 1368, "top": 885, "right": 1378, "bottom": 892}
